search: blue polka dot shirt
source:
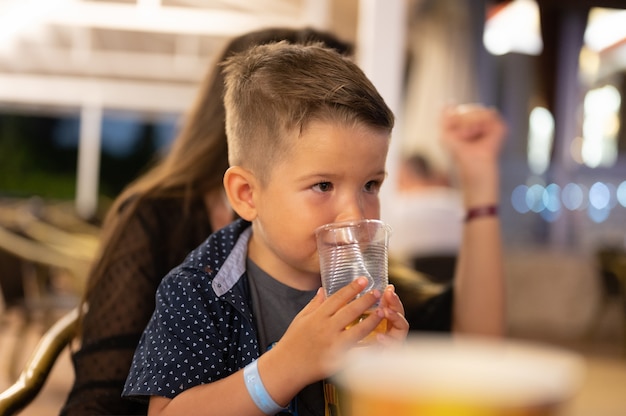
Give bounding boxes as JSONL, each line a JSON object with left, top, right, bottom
{"left": 123, "top": 219, "right": 260, "bottom": 400}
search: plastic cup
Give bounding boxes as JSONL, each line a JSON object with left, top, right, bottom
{"left": 334, "top": 335, "right": 587, "bottom": 416}
{"left": 315, "top": 219, "right": 392, "bottom": 342}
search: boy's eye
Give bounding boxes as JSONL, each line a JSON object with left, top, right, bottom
{"left": 312, "top": 182, "right": 333, "bottom": 192}
{"left": 364, "top": 180, "right": 381, "bottom": 193}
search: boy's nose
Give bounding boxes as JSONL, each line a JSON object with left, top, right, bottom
{"left": 335, "top": 196, "right": 365, "bottom": 223}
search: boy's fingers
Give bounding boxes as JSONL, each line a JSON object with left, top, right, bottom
{"left": 384, "top": 307, "right": 409, "bottom": 332}
{"left": 381, "top": 285, "right": 404, "bottom": 315}
{"left": 341, "top": 306, "right": 385, "bottom": 344}
{"left": 332, "top": 289, "right": 381, "bottom": 329}
{"left": 319, "top": 277, "right": 369, "bottom": 314}
{"left": 381, "top": 286, "right": 409, "bottom": 332}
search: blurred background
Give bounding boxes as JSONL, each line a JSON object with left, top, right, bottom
{"left": 1, "top": 0, "right": 625, "bottom": 414}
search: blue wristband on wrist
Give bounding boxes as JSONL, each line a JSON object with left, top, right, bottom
{"left": 243, "top": 359, "right": 286, "bottom": 415}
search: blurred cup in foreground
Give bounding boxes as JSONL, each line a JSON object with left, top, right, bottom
{"left": 335, "top": 335, "right": 586, "bottom": 416}
{"left": 316, "top": 219, "right": 391, "bottom": 342}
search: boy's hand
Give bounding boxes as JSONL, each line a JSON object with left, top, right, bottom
{"left": 272, "top": 277, "right": 384, "bottom": 384}
{"left": 377, "top": 284, "right": 409, "bottom": 346}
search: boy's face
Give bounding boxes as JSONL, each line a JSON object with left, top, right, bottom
{"left": 247, "top": 119, "right": 390, "bottom": 290}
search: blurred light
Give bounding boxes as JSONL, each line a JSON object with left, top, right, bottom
{"left": 615, "top": 181, "right": 626, "bottom": 208}
{"left": 582, "top": 85, "right": 621, "bottom": 168}
{"left": 526, "top": 184, "right": 546, "bottom": 213}
{"left": 527, "top": 107, "right": 554, "bottom": 174}
{"left": 540, "top": 183, "right": 561, "bottom": 222}
{"left": 543, "top": 183, "right": 561, "bottom": 212}
{"left": 569, "top": 136, "right": 584, "bottom": 165}
{"left": 578, "top": 46, "right": 601, "bottom": 85}
{"left": 578, "top": 183, "right": 589, "bottom": 210}
{"left": 617, "top": 181, "right": 626, "bottom": 207}
{"left": 607, "top": 182, "right": 618, "bottom": 209}
{"left": 561, "top": 183, "right": 585, "bottom": 211}
{"left": 589, "top": 182, "right": 611, "bottom": 210}
{"left": 588, "top": 205, "right": 610, "bottom": 223}
{"left": 511, "top": 185, "right": 530, "bottom": 213}
{"left": 584, "top": 8, "right": 626, "bottom": 52}
{"left": 483, "top": 0, "right": 543, "bottom": 56}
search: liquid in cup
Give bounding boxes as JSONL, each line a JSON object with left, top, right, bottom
{"left": 334, "top": 335, "right": 586, "bottom": 416}
{"left": 315, "top": 219, "right": 391, "bottom": 343}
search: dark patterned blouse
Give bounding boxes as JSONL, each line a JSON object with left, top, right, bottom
{"left": 60, "top": 196, "right": 214, "bottom": 415}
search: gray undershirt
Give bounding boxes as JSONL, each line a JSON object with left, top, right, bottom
{"left": 247, "top": 258, "right": 324, "bottom": 416}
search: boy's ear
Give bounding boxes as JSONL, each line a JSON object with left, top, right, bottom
{"left": 223, "top": 166, "right": 257, "bottom": 221}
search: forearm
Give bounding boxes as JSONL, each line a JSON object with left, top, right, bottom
{"left": 452, "top": 162, "right": 505, "bottom": 336}
{"left": 453, "top": 215, "right": 505, "bottom": 336}
{"left": 145, "top": 276, "right": 384, "bottom": 415}
{"left": 149, "top": 347, "right": 305, "bottom": 416}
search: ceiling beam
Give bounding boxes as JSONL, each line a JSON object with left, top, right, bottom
{"left": 0, "top": 47, "right": 216, "bottom": 83}
{"left": 45, "top": 0, "right": 306, "bottom": 37}
{"left": 0, "top": 73, "right": 197, "bottom": 114}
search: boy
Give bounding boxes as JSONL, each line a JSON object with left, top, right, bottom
{"left": 123, "top": 41, "right": 409, "bottom": 415}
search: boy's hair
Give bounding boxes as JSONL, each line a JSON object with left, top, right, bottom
{"left": 221, "top": 40, "right": 394, "bottom": 183}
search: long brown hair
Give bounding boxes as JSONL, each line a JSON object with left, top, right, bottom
{"left": 81, "top": 27, "right": 352, "bottom": 311}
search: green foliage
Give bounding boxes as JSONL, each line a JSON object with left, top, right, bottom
{"left": 0, "top": 113, "right": 77, "bottom": 199}
{"left": 0, "top": 112, "right": 164, "bottom": 202}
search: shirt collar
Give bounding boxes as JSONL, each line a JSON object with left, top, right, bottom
{"left": 212, "top": 225, "right": 252, "bottom": 296}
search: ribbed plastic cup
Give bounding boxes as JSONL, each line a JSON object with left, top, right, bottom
{"left": 315, "top": 219, "right": 391, "bottom": 305}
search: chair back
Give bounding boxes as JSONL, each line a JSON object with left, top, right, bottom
{"left": 0, "top": 307, "right": 79, "bottom": 415}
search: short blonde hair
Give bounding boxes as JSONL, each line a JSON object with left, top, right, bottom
{"left": 222, "top": 41, "right": 394, "bottom": 184}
